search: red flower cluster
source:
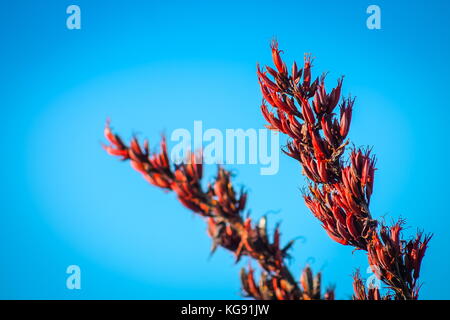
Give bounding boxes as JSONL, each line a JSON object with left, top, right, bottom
{"left": 104, "top": 121, "right": 333, "bottom": 300}
{"left": 257, "top": 41, "right": 431, "bottom": 299}
{"left": 304, "top": 149, "right": 377, "bottom": 249}
{"left": 103, "top": 42, "right": 432, "bottom": 300}
{"left": 367, "top": 222, "right": 432, "bottom": 299}
{"left": 352, "top": 271, "right": 387, "bottom": 300}
{"left": 241, "top": 265, "right": 334, "bottom": 300}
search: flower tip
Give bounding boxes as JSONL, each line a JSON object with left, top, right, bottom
{"left": 270, "top": 38, "right": 279, "bottom": 50}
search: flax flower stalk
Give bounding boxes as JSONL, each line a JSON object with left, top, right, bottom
{"left": 257, "top": 41, "right": 431, "bottom": 300}
{"left": 103, "top": 121, "right": 333, "bottom": 300}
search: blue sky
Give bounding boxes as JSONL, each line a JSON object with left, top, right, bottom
{"left": 1, "top": 0, "right": 449, "bottom": 299}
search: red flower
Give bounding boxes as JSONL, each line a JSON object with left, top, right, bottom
{"left": 270, "top": 40, "right": 286, "bottom": 74}
{"left": 258, "top": 42, "right": 431, "bottom": 299}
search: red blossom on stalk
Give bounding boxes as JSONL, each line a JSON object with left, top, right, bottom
{"left": 257, "top": 40, "right": 432, "bottom": 299}
{"left": 352, "top": 270, "right": 390, "bottom": 300}
{"left": 103, "top": 121, "right": 333, "bottom": 300}
{"left": 367, "top": 222, "right": 432, "bottom": 299}
{"left": 102, "top": 41, "right": 432, "bottom": 300}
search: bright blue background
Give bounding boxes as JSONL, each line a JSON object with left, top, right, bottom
{"left": 1, "top": 0, "right": 449, "bottom": 299}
